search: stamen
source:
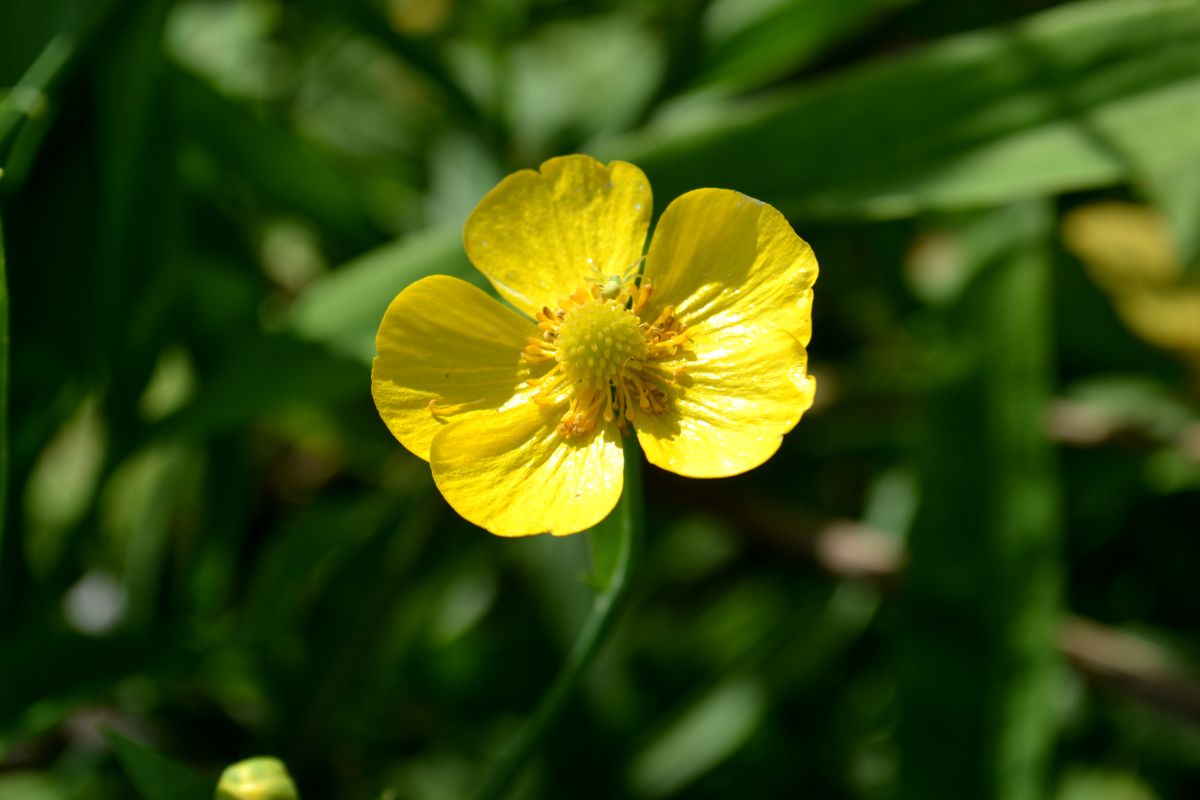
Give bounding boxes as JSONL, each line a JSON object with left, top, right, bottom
{"left": 517, "top": 276, "right": 690, "bottom": 439}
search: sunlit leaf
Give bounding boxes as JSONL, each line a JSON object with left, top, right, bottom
{"left": 696, "top": 0, "right": 907, "bottom": 93}
{"left": 287, "top": 226, "right": 475, "bottom": 364}
{"left": 605, "top": 0, "right": 1200, "bottom": 218}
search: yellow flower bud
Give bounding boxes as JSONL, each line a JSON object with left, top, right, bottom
{"left": 215, "top": 757, "right": 299, "bottom": 800}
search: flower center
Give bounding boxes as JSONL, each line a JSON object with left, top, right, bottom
{"left": 520, "top": 279, "right": 690, "bottom": 439}
{"left": 556, "top": 301, "right": 648, "bottom": 387}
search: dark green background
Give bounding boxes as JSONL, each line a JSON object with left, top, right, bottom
{"left": 2, "top": 0, "right": 1199, "bottom": 798}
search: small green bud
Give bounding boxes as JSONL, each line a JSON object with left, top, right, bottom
{"left": 215, "top": 757, "right": 299, "bottom": 800}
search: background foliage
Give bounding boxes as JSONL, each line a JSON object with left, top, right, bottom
{"left": 2, "top": 0, "right": 1199, "bottom": 798}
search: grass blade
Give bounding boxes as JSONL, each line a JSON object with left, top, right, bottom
{"left": 0, "top": 216, "right": 7, "bottom": 579}
{"left": 897, "top": 203, "right": 1062, "bottom": 800}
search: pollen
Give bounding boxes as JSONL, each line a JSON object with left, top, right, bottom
{"left": 557, "top": 301, "right": 647, "bottom": 387}
{"left": 517, "top": 278, "right": 691, "bottom": 440}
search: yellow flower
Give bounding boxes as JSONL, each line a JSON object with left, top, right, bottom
{"left": 1062, "top": 202, "right": 1200, "bottom": 356}
{"left": 216, "top": 757, "right": 299, "bottom": 800}
{"left": 371, "top": 155, "right": 818, "bottom": 536}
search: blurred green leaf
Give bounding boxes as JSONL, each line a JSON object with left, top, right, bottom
{"left": 509, "top": 13, "right": 664, "bottom": 155}
{"left": 101, "top": 442, "right": 202, "bottom": 629}
{"left": 696, "top": 0, "right": 907, "bottom": 93}
{"left": 0, "top": 772, "right": 83, "bottom": 800}
{"left": 0, "top": 0, "right": 101, "bottom": 82}
{"left": 294, "top": 0, "right": 485, "bottom": 136}
{"left": 1065, "top": 376, "right": 1195, "bottom": 442}
{"left": 169, "top": 66, "right": 382, "bottom": 248}
{"left": 1055, "top": 768, "right": 1158, "bottom": 800}
{"left": 897, "top": 203, "right": 1061, "bottom": 800}
{"left": 241, "top": 495, "right": 400, "bottom": 637}
{"left": 628, "top": 677, "right": 767, "bottom": 798}
{"left": 0, "top": 630, "right": 157, "bottom": 742}
{"left": 22, "top": 395, "right": 105, "bottom": 576}
{"left": 0, "top": 34, "right": 74, "bottom": 177}
{"left": 0, "top": 0, "right": 120, "bottom": 199}
{"left": 92, "top": 0, "right": 179, "bottom": 455}
{"left": 425, "top": 131, "right": 505, "bottom": 226}
{"left": 606, "top": 0, "right": 1200, "bottom": 218}
{"left": 1149, "top": 160, "right": 1200, "bottom": 270}
{"left": 108, "top": 732, "right": 214, "bottom": 800}
{"left": 287, "top": 226, "right": 474, "bottom": 364}
{"left": 151, "top": 334, "right": 365, "bottom": 440}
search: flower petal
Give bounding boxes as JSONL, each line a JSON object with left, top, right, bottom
{"left": 431, "top": 402, "right": 624, "bottom": 537}
{"left": 371, "top": 275, "right": 537, "bottom": 462}
{"left": 636, "top": 189, "right": 818, "bottom": 478}
{"left": 636, "top": 328, "right": 816, "bottom": 478}
{"left": 464, "top": 155, "right": 652, "bottom": 317}
{"left": 642, "top": 188, "right": 817, "bottom": 345}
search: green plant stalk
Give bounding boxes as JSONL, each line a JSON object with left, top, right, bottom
{"left": 473, "top": 450, "right": 643, "bottom": 800}
{"left": 0, "top": 34, "right": 75, "bottom": 165}
{"left": 896, "top": 202, "right": 1061, "bottom": 800}
{"left": 0, "top": 217, "right": 7, "bottom": 556}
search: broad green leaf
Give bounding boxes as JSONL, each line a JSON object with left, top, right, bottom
{"left": 696, "top": 0, "right": 908, "bottom": 93}
{"left": 286, "top": 226, "right": 474, "bottom": 364}
{"left": 602, "top": 0, "right": 1200, "bottom": 219}
{"left": 108, "top": 733, "right": 213, "bottom": 800}
{"left": 797, "top": 77, "right": 1200, "bottom": 219}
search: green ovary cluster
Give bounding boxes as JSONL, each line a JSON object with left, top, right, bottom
{"left": 556, "top": 301, "right": 647, "bottom": 387}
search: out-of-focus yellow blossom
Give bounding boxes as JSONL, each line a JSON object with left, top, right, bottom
{"left": 215, "top": 757, "right": 298, "bottom": 800}
{"left": 1062, "top": 202, "right": 1200, "bottom": 355}
{"left": 372, "top": 155, "right": 818, "bottom": 536}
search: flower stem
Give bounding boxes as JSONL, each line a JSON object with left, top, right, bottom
{"left": 473, "top": 450, "right": 643, "bottom": 800}
{"left": 0, "top": 216, "right": 7, "bottom": 566}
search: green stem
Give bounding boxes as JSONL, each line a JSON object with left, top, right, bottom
{"left": 0, "top": 0, "right": 126, "bottom": 191}
{"left": 0, "top": 35, "right": 76, "bottom": 166}
{"left": 473, "top": 450, "right": 644, "bottom": 800}
{"left": 896, "top": 202, "right": 1060, "bottom": 800}
{"left": 0, "top": 216, "right": 7, "bottom": 553}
